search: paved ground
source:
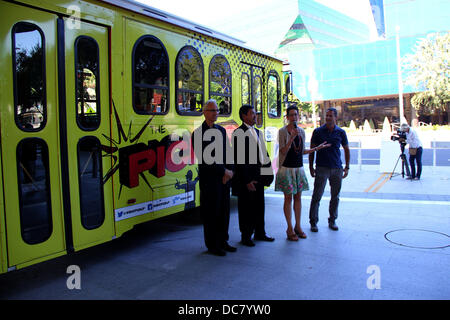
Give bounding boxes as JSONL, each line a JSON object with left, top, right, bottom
{"left": 0, "top": 165, "right": 449, "bottom": 301}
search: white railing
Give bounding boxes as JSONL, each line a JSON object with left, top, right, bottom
{"left": 431, "top": 140, "right": 450, "bottom": 173}
{"left": 304, "top": 139, "right": 450, "bottom": 172}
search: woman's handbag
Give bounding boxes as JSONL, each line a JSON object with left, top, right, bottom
{"left": 409, "top": 148, "right": 418, "bottom": 155}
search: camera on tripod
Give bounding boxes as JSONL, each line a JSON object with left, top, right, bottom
{"left": 389, "top": 127, "right": 411, "bottom": 179}
{"left": 390, "top": 129, "right": 407, "bottom": 144}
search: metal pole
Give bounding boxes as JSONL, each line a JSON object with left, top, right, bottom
{"left": 308, "top": 76, "right": 318, "bottom": 129}
{"left": 358, "top": 140, "right": 362, "bottom": 172}
{"left": 433, "top": 138, "right": 436, "bottom": 174}
{"left": 311, "top": 98, "right": 317, "bottom": 129}
{"left": 396, "top": 26, "right": 405, "bottom": 124}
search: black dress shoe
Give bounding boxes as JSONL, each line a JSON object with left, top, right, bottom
{"left": 240, "top": 239, "right": 255, "bottom": 247}
{"left": 310, "top": 224, "right": 318, "bottom": 232}
{"left": 208, "top": 248, "right": 226, "bottom": 256}
{"left": 254, "top": 235, "right": 275, "bottom": 242}
{"left": 223, "top": 243, "right": 237, "bottom": 252}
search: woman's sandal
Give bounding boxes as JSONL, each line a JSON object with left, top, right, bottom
{"left": 294, "top": 228, "right": 307, "bottom": 239}
{"left": 286, "top": 231, "right": 299, "bottom": 241}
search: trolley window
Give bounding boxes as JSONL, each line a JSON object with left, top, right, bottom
{"left": 268, "top": 71, "right": 281, "bottom": 118}
{"left": 176, "top": 46, "right": 204, "bottom": 115}
{"left": 17, "top": 138, "right": 52, "bottom": 244}
{"left": 254, "top": 75, "right": 263, "bottom": 127}
{"left": 285, "top": 73, "right": 291, "bottom": 94}
{"left": 12, "top": 22, "right": 46, "bottom": 131}
{"left": 77, "top": 137, "right": 105, "bottom": 230}
{"left": 132, "top": 36, "right": 169, "bottom": 114}
{"left": 75, "top": 36, "right": 100, "bottom": 130}
{"left": 241, "top": 73, "right": 250, "bottom": 106}
{"left": 209, "top": 55, "right": 231, "bottom": 116}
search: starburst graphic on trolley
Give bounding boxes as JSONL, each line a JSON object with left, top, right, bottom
{"left": 101, "top": 100, "right": 154, "bottom": 198}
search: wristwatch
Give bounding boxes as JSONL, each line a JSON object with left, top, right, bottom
{"left": 344, "top": 166, "right": 350, "bottom": 170}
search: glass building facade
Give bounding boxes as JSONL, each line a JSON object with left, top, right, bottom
{"left": 277, "top": 0, "right": 450, "bottom": 126}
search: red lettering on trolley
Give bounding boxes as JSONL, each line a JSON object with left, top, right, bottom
{"left": 128, "top": 149, "right": 156, "bottom": 188}
{"left": 119, "top": 136, "right": 192, "bottom": 188}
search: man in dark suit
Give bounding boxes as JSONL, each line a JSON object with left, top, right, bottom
{"left": 192, "top": 99, "right": 235, "bottom": 256}
{"left": 232, "top": 105, "right": 274, "bottom": 247}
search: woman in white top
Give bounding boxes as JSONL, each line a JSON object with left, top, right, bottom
{"left": 275, "top": 106, "right": 330, "bottom": 241}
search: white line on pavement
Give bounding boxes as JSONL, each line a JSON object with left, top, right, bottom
{"left": 265, "top": 193, "right": 450, "bottom": 206}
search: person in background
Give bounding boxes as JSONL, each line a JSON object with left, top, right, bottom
{"left": 400, "top": 123, "right": 423, "bottom": 180}
{"left": 275, "top": 105, "right": 330, "bottom": 241}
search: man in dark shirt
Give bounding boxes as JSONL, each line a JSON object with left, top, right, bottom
{"left": 192, "top": 100, "right": 235, "bottom": 256}
{"left": 308, "top": 108, "right": 350, "bottom": 232}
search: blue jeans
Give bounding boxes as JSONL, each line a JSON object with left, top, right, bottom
{"left": 309, "top": 166, "right": 343, "bottom": 225}
{"left": 409, "top": 147, "right": 423, "bottom": 179}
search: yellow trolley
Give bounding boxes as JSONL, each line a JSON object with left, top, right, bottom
{"left": 0, "top": 0, "right": 289, "bottom": 273}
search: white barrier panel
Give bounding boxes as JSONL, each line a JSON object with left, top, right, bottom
{"left": 380, "top": 140, "right": 403, "bottom": 173}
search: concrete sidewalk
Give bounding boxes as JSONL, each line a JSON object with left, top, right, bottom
{"left": 0, "top": 166, "right": 449, "bottom": 300}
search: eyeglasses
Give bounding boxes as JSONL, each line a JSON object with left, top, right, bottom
{"left": 205, "top": 109, "right": 219, "bottom": 113}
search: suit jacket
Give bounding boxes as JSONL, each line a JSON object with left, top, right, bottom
{"left": 192, "top": 121, "right": 233, "bottom": 190}
{"left": 232, "top": 124, "right": 273, "bottom": 195}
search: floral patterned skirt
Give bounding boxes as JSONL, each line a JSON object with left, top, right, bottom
{"left": 275, "top": 166, "right": 310, "bottom": 194}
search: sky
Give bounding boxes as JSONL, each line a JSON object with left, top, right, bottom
{"left": 135, "top": 0, "right": 377, "bottom": 54}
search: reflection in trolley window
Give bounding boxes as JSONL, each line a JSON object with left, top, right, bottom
{"left": 176, "top": 46, "right": 204, "bottom": 115}
{"left": 284, "top": 73, "right": 291, "bottom": 95}
{"left": 77, "top": 137, "right": 105, "bottom": 230}
{"left": 209, "top": 55, "right": 231, "bottom": 116}
{"left": 17, "top": 138, "right": 52, "bottom": 244}
{"left": 254, "top": 75, "right": 263, "bottom": 127}
{"left": 75, "top": 36, "right": 100, "bottom": 130}
{"left": 132, "top": 35, "right": 169, "bottom": 114}
{"left": 12, "top": 22, "right": 46, "bottom": 131}
{"left": 241, "top": 72, "right": 250, "bottom": 106}
{"left": 268, "top": 71, "right": 281, "bottom": 118}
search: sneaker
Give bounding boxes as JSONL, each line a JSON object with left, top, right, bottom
{"left": 310, "top": 224, "right": 318, "bottom": 232}
{"left": 328, "top": 221, "right": 339, "bottom": 231}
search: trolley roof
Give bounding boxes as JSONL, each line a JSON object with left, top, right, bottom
{"left": 99, "top": 0, "right": 282, "bottom": 62}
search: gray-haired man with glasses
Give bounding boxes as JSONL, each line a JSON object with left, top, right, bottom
{"left": 192, "top": 100, "right": 235, "bottom": 256}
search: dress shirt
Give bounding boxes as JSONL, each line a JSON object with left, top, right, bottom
{"left": 406, "top": 128, "right": 423, "bottom": 148}
{"left": 244, "top": 122, "right": 264, "bottom": 162}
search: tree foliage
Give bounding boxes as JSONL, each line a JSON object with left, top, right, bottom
{"left": 16, "top": 44, "right": 44, "bottom": 112}
{"left": 403, "top": 32, "right": 450, "bottom": 113}
{"left": 287, "top": 92, "right": 312, "bottom": 113}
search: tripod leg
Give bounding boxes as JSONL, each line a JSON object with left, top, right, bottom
{"left": 403, "top": 154, "right": 411, "bottom": 177}
{"left": 399, "top": 154, "right": 412, "bottom": 179}
{"left": 390, "top": 155, "right": 402, "bottom": 179}
{"left": 401, "top": 156, "right": 405, "bottom": 178}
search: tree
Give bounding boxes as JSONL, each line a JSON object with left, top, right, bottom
{"left": 287, "top": 92, "right": 312, "bottom": 113}
{"left": 403, "top": 32, "right": 450, "bottom": 121}
{"left": 16, "top": 44, "right": 44, "bottom": 112}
